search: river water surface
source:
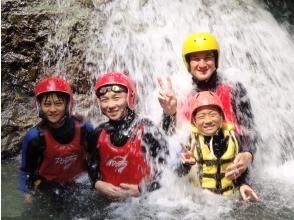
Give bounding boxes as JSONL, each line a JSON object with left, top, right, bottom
{"left": 2, "top": 0, "right": 294, "bottom": 219}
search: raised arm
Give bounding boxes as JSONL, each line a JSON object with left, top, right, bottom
{"left": 157, "top": 77, "right": 177, "bottom": 134}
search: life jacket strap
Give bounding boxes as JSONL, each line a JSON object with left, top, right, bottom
{"left": 203, "top": 185, "right": 239, "bottom": 195}
{"left": 196, "top": 158, "right": 233, "bottom": 166}
{"left": 200, "top": 172, "right": 226, "bottom": 179}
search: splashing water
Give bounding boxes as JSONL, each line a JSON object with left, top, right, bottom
{"left": 5, "top": 0, "right": 293, "bottom": 219}
{"left": 82, "top": 0, "right": 294, "bottom": 219}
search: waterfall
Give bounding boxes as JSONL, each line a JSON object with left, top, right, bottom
{"left": 84, "top": 0, "right": 294, "bottom": 163}
{"left": 40, "top": 0, "right": 294, "bottom": 218}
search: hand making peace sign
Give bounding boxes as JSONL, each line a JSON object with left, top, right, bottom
{"left": 157, "top": 76, "right": 177, "bottom": 116}
{"left": 180, "top": 138, "right": 196, "bottom": 165}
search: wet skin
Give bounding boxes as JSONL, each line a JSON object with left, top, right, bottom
{"left": 189, "top": 51, "right": 216, "bottom": 82}
{"left": 192, "top": 105, "right": 222, "bottom": 136}
{"left": 41, "top": 94, "right": 66, "bottom": 128}
{"left": 98, "top": 91, "right": 128, "bottom": 121}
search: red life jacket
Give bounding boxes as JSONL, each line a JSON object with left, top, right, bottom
{"left": 38, "top": 122, "right": 86, "bottom": 184}
{"left": 179, "top": 84, "right": 240, "bottom": 135}
{"left": 216, "top": 84, "right": 240, "bottom": 135}
{"left": 98, "top": 125, "right": 151, "bottom": 186}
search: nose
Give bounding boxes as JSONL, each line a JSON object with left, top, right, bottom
{"left": 106, "top": 99, "right": 116, "bottom": 109}
{"left": 203, "top": 115, "right": 212, "bottom": 123}
{"left": 48, "top": 104, "right": 57, "bottom": 112}
{"left": 198, "top": 59, "right": 207, "bottom": 68}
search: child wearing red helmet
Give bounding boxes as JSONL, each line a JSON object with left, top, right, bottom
{"left": 19, "top": 77, "right": 93, "bottom": 205}
{"left": 158, "top": 32, "right": 260, "bottom": 182}
{"left": 88, "top": 72, "right": 169, "bottom": 200}
{"left": 179, "top": 91, "right": 258, "bottom": 201}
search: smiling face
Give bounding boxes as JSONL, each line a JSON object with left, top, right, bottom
{"left": 189, "top": 51, "right": 216, "bottom": 81}
{"left": 98, "top": 90, "right": 128, "bottom": 121}
{"left": 192, "top": 105, "right": 222, "bottom": 136}
{"left": 40, "top": 93, "right": 67, "bottom": 127}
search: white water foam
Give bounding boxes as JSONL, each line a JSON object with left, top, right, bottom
{"left": 41, "top": 0, "right": 294, "bottom": 218}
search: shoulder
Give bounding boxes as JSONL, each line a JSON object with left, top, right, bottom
{"left": 228, "top": 130, "right": 241, "bottom": 145}
{"left": 24, "top": 127, "right": 40, "bottom": 142}
{"left": 216, "top": 71, "right": 246, "bottom": 89}
{"left": 218, "top": 81, "right": 248, "bottom": 98}
{"left": 228, "top": 81, "right": 247, "bottom": 94}
{"left": 22, "top": 126, "right": 42, "bottom": 151}
{"left": 93, "top": 122, "right": 108, "bottom": 135}
{"left": 81, "top": 121, "right": 94, "bottom": 133}
{"left": 71, "top": 116, "right": 94, "bottom": 132}
{"left": 88, "top": 122, "right": 108, "bottom": 144}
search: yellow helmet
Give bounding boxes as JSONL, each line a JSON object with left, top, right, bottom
{"left": 182, "top": 32, "right": 220, "bottom": 70}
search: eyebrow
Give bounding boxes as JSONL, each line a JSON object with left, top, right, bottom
{"left": 196, "top": 110, "right": 219, "bottom": 115}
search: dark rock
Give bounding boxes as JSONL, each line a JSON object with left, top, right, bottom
{"left": 2, "top": 52, "right": 32, "bottom": 65}
{"left": 1, "top": 0, "right": 99, "bottom": 158}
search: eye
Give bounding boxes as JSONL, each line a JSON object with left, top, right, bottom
{"left": 55, "top": 102, "right": 63, "bottom": 106}
{"left": 43, "top": 101, "right": 51, "bottom": 106}
{"left": 113, "top": 96, "right": 121, "bottom": 100}
{"left": 196, "top": 115, "right": 205, "bottom": 120}
{"left": 204, "top": 56, "right": 214, "bottom": 61}
{"left": 191, "top": 56, "right": 201, "bottom": 62}
{"left": 99, "top": 98, "right": 107, "bottom": 103}
{"left": 209, "top": 112, "right": 219, "bottom": 118}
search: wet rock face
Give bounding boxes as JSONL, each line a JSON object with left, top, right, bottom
{"left": 2, "top": 3, "right": 49, "bottom": 94}
{"left": 265, "top": 0, "right": 294, "bottom": 22}
{"left": 1, "top": 0, "right": 94, "bottom": 158}
{"left": 1, "top": 0, "right": 51, "bottom": 158}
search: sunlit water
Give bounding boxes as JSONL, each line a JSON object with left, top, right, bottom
{"left": 2, "top": 0, "right": 294, "bottom": 219}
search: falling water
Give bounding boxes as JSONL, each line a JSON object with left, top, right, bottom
{"left": 83, "top": 0, "right": 294, "bottom": 219}
{"left": 3, "top": 0, "right": 294, "bottom": 219}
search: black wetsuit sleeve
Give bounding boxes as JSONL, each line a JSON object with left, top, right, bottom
{"left": 19, "top": 129, "right": 43, "bottom": 193}
{"left": 231, "top": 82, "right": 259, "bottom": 156}
{"left": 176, "top": 163, "right": 193, "bottom": 177}
{"left": 235, "top": 133, "right": 250, "bottom": 186}
{"left": 87, "top": 125, "right": 103, "bottom": 186}
{"left": 141, "top": 119, "right": 170, "bottom": 192}
{"left": 80, "top": 120, "right": 94, "bottom": 153}
{"left": 161, "top": 113, "right": 176, "bottom": 135}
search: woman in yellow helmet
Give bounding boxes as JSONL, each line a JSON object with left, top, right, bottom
{"left": 179, "top": 91, "right": 258, "bottom": 201}
{"left": 158, "top": 32, "right": 259, "bottom": 180}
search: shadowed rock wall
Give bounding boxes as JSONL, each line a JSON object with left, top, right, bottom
{"left": 1, "top": 0, "right": 96, "bottom": 158}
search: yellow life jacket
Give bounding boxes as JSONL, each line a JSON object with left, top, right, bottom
{"left": 190, "top": 124, "right": 240, "bottom": 195}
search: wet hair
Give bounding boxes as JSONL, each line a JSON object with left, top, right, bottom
{"left": 37, "top": 92, "right": 70, "bottom": 118}
{"left": 38, "top": 92, "right": 68, "bottom": 104}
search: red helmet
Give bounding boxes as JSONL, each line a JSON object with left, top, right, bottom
{"left": 190, "top": 91, "right": 223, "bottom": 122}
{"left": 34, "top": 77, "right": 73, "bottom": 117}
{"left": 95, "top": 72, "right": 136, "bottom": 110}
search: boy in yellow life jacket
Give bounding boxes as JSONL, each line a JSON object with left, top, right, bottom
{"left": 180, "top": 91, "right": 258, "bottom": 201}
